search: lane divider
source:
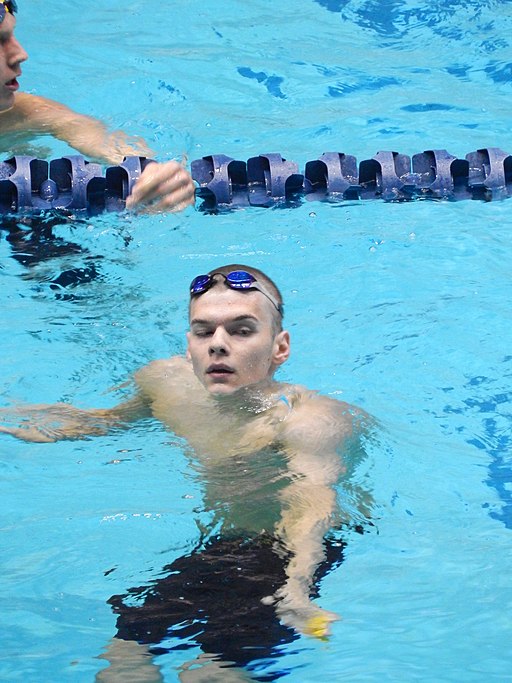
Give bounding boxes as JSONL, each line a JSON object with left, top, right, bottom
{"left": 0, "top": 148, "right": 510, "bottom": 214}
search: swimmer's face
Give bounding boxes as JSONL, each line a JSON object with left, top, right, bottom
{"left": 187, "top": 286, "right": 290, "bottom": 396}
{"left": 0, "top": 12, "right": 27, "bottom": 112}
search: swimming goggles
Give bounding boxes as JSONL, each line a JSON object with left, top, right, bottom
{"left": 190, "top": 270, "right": 284, "bottom": 316}
{"left": 0, "top": 1, "right": 17, "bottom": 23}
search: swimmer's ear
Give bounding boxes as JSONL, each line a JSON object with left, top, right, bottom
{"left": 185, "top": 331, "right": 192, "bottom": 361}
{"left": 272, "top": 330, "right": 290, "bottom": 368}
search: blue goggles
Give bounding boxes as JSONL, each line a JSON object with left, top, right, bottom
{"left": 190, "top": 270, "right": 284, "bottom": 316}
{"left": 0, "top": 1, "right": 17, "bottom": 22}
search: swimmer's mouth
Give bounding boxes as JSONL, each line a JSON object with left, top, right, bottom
{"left": 207, "top": 364, "right": 234, "bottom": 375}
{"left": 5, "top": 76, "right": 20, "bottom": 90}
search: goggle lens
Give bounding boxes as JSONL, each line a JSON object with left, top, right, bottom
{"left": 225, "top": 271, "right": 256, "bottom": 289}
{"left": 190, "top": 274, "right": 212, "bottom": 295}
{"left": 2, "top": 0, "right": 17, "bottom": 14}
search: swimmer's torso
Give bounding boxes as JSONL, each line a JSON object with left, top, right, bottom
{"left": 134, "top": 357, "right": 304, "bottom": 534}
{"left": 134, "top": 356, "right": 298, "bottom": 459}
{"left": 133, "top": 356, "right": 359, "bottom": 535}
{"left": 200, "top": 444, "right": 292, "bottom": 535}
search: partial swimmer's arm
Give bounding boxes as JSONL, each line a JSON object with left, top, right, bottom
{"left": 8, "top": 93, "right": 153, "bottom": 164}
{"left": 273, "top": 394, "right": 360, "bottom": 639}
{"left": 0, "top": 356, "right": 197, "bottom": 443}
{"left": 0, "top": 394, "right": 151, "bottom": 443}
{"left": 5, "top": 93, "right": 196, "bottom": 211}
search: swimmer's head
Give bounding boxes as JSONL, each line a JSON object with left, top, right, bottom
{"left": 0, "top": 0, "right": 26, "bottom": 114}
{"left": 189, "top": 264, "right": 284, "bottom": 333}
{"left": 187, "top": 265, "right": 289, "bottom": 394}
{"left": 0, "top": 1, "right": 17, "bottom": 24}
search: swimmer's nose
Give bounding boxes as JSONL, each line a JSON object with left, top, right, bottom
{"left": 9, "top": 36, "right": 28, "bottom": 67}
{"left": 208, "top": 329, "right": 229, "bottom": 356}
{"left": 208, "top": 342, "right": 228, "bottom": 356}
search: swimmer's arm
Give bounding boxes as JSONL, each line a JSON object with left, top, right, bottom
{"left": 8, "top": 93, "right": 153, "bottom": 164}
{"left": 5, "top": 93, "right": 196, "bottom": 211}
{"left": 0, "top": 356, "right": 196, "bottom": 443}
{"left": 274, "top": 458, "right": 341, "bottom": 637}
{"left": 0, "top": 394, "right": 151, "bottom": 443}
{"left": 273, "top": 397, "right": 354, "bottom": 637}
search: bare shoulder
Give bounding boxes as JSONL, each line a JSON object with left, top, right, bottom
{"left": 16, "top": 92, "right": 70, "bottom": 111}
{"left": 288, "top": 384, "right": 362, "bottom": 416}
{"left": 0, "top": 93, "right": 63, "bottom": 135}
{"left": 13, "top": 92, "right": 44, "bottom": 111}
{"left": 283, "top": 384, "right": 367, "bottom": 444}
{"left": 12, "top": 93, "right": 64, "bottom": 124}
{"left": 134, "top": 356, "right": 197, "bottom": 399}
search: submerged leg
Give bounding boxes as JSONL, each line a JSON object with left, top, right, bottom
{"left": 179, "top": 653, "right": 254, "bottom": 682}
{"left": 95, "top": 638, "right": 164, "bottom": 683}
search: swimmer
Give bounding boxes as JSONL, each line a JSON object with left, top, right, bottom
{"left": 0, "top": 264, "right": 371, "bottom": 680}
{"left": 0, "top": 1, "right": 195, "bottom": 212}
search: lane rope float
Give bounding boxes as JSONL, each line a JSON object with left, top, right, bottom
{"left": 0, "top": 148, "right": 510, "bottom": 214}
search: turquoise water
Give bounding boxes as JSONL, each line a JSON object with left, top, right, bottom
{"left": 1, "top": 0, "right": 512, "bottom": 680}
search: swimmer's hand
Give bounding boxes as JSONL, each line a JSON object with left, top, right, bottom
{"left": 0, "top": 423, "right": 56, "bottom": 443}
{"left": 0, "top": 403, "right": 115, "bottom": 442}
{"left": 264, "top": 586, "right": 340, "bottom": 639}
{"left": 125, "top": 159, "right": 196, "bottom": 214}
{"left": 84, "top": 129, "right": 154, "bottom": 165}
{"left": 278, "top": 602, "right": 339, "bottom": 640}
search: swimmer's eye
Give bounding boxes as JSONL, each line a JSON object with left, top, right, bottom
{"left": 231, "top": 327, "right": 254, "bottom": 337}
{"left": 191, "top": 328, "right": 212, "bottom": 338}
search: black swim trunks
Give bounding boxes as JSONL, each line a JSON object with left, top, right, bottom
{"left": 108, "top": 533, "right": 347, "bottom": 680}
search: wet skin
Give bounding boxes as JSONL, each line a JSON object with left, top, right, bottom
{"left": 0, "top": 12, "right": 27, "bottom": 113}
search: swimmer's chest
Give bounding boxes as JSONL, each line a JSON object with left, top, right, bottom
{"left": 150, "top": 396, "right": 289, "bottom": 458}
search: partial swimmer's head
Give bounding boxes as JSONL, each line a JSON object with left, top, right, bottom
{"left": 189, "top": 264, "right": 284, "bottom": 333}
{"left": 0, "top": 1, "right": 17, "bottom": 24}
{"left": 0, "top": 0, "right": 27, "bottom": 114}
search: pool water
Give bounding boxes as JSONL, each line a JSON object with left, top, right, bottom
{"left": 1, "top": 0, "right": 512, "bottom": 681}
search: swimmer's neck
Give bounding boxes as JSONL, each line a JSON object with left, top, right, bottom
{"left": 0, "top": 103, "right": 15, "bottom": 117}
{"left": 211, "top": 379, "right": 287, "bottom": 413}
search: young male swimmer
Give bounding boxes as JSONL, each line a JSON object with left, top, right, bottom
{"left": 0, "top": 265, "right": 371, "bottom": 680}
{"left": 0, "top": 1, "right": 195, "bottom": 212}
